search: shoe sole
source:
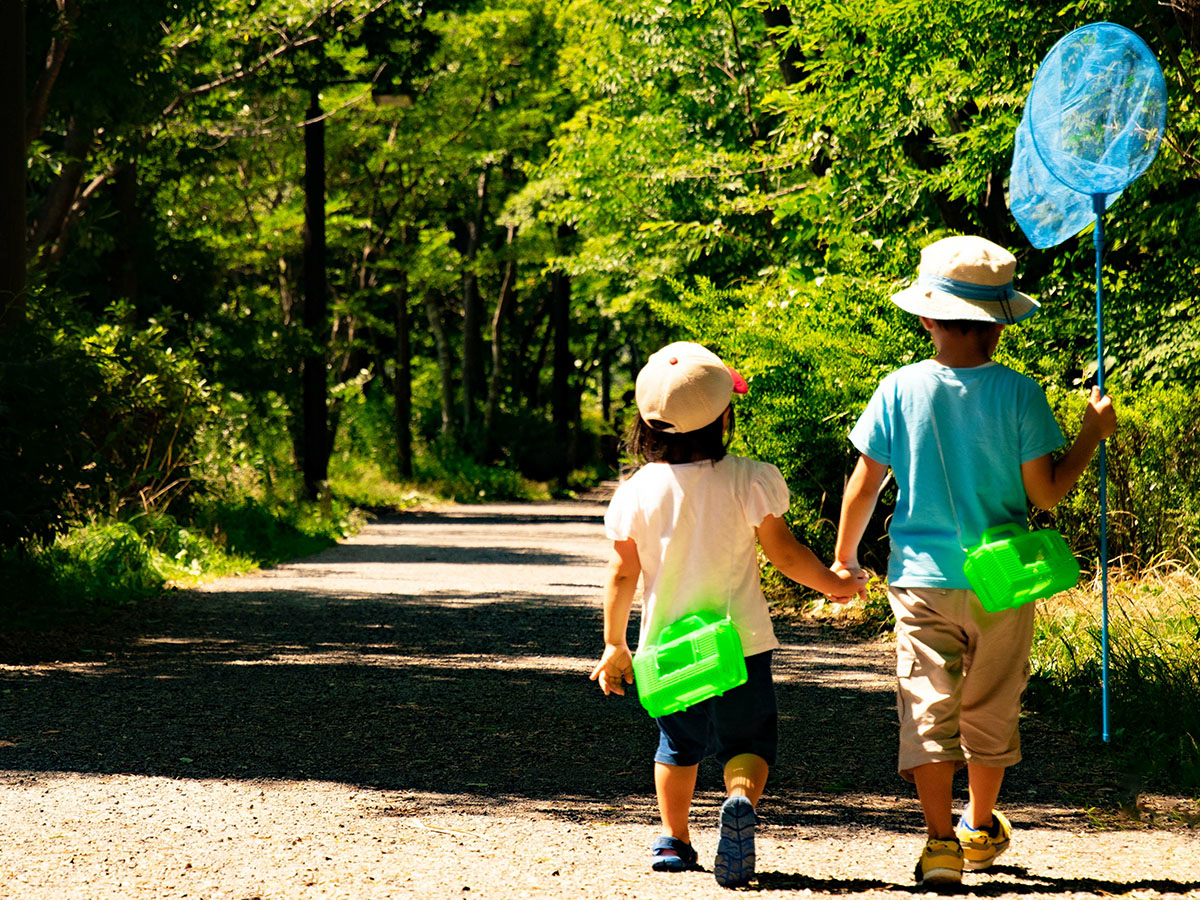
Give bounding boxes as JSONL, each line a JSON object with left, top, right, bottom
{"left": 714, "top": 796, "right": 756, "bottom": 888}
{"left": 916, "top": 868, "right": 964, "bottom": 888}
{"left": 918, "top": 866, "right": 963, "bottom": 885}
{"left": 962, "top": 843, "right": 1008, "bottom": 871}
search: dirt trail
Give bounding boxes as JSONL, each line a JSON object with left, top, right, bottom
{"left": 2, "top": 501, "right": 1199, "bottom": 899}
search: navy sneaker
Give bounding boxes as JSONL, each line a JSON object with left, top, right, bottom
{"left": 714, "top": 795, "right": 757, "bottom": 887}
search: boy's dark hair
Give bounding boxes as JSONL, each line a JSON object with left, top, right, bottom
{"left": 626, "top": 405, "right": 734, "bottom": 465}
{"left": 938, "top": 318, "right": 999, "bottom": 336}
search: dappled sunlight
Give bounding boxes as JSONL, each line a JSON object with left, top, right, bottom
{"left": 217, "top": 650, "right": 592, "bottom": 675}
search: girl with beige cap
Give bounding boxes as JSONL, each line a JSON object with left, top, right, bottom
{"left": 590, "top": 341, "right": 865, "bottom": 887}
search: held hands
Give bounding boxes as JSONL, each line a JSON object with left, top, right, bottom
{"left": 1082, "top": 386, "right": 1117, "bottom": 442}
{"left": 829, "top": 559, "right": 870, "bottom": 603}
{"left": 590, "top": 643, "right": 634, "bottom": 696}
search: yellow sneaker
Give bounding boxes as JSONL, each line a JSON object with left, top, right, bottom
{"left": 914, "top": 837, "right": 963, "bottom": 885}
{"left": 955, "top": 809, "right": 1012, "bottom": 871}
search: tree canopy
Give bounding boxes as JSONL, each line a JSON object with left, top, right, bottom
{"left": 4, "top": 0, "right": 1199, "bottom": 563}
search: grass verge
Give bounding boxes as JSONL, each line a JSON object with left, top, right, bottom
{"left": 0, "top": 496, "right": 357, "bottom": 632}
{"left": 1026, "top": 559, "right": 1200, "bottom": 793}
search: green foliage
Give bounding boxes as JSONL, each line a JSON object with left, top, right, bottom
{"left": 0, "top": 495, "right": 353, "bottom": 628}
{"left": 79, "top": 306, "right": 217, "bottom": 515}
{"left": 650, "top": 273, "right": 923, "bottom": 567}
{"left": 0, "top": 296, "right": 216, "bottom": 543}
{"left": 1044, "top": 383, "right": 1200, "bottom": 569}
{"left": 12, "top": 0, "right": 1200, "bottom": 624}
{"left": 0, "top": 317, "right": 99, "bottom": 545}
{"left": 413, "top": 441, "right": 551, "bottom": 503}
{"left": 188, "top": 496, "right": 354, "bottom": 566}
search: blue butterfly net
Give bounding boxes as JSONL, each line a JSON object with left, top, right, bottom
{"left": 1010, "top": 23, "right": 1167, "bottom": 249}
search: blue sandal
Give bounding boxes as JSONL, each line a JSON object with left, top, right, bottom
{"left": 651, "top": 835, "right": 699, "bottom": 872}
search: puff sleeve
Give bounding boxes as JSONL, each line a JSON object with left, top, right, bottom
{"left": 742, "top": 461, "right": 790, "bottom": 528}
{"left": 604, "top": 478, "right": 640, "bottom": 542}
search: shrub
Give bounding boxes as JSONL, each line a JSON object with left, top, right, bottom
{"left": 79, "top": 306, "right": 217, "bottom": 516}
{"left": 0, "top": 296, "right": 218, "bottom": 549}
{"left": 0, "top": 318, "right": 100, "bottom": 545}
{"left": 414, "top": 440, "right": 551, "bottom": 502}
{"left": 652, "top": 277, "right": 1200, "bottom": 579}
{"left": 1044, "top": 382, "right": 1200, "bottom": 571}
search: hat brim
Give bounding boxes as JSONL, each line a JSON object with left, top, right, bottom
{"left": 890, "top": 284, "right": 1040, "bottom": 324}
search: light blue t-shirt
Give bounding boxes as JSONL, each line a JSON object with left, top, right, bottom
{"left": 849, "top": 359, "right": 1065, "bottom": 588}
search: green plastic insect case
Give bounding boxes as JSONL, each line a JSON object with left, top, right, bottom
{"left": 632, "top": 610, "right": 748, "bottom": 718}
{"left": 963, "top": 523, "right": 1080, "bottom": 612}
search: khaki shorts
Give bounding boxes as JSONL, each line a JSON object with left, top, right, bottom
{"left": 889, "top": 586, "right": 1036, "bottom": 781}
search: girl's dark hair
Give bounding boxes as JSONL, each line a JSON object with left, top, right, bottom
{"left": 626, "top": 405, "right": 734, "bottom": 465}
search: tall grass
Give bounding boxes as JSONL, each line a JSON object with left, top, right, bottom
{"left": 1028, "top": 560, "right": 1200, "bottom": 790}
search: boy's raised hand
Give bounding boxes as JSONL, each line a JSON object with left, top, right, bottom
{"left": 1083, "top": 385, "right": 1117, "bottom": 441}
{"left": 590, "top": 643, "right": 634, "bottom": 696}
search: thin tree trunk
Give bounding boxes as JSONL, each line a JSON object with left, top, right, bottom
{"left": 26, "top": 0, "right": 77, "bottom": 151}
{"left": 300, "top": 90, "right": 329, "bottom": 501}
{"left": 761, "top": 5, "right": 805, "bottom": 86}
{"left": 29, "top": 114, "right": 92, "bottom": 260}
{"left": 394, "top": 263, "right": 413, "bottom": 479}
{"left": 551, "top": 225, "right": 574, "bottom": 487}
{"left": 483, "top": 224, "right": 518, "bottom": 461}
{"left": 424, "top": 293, "right": 456, "bottom": 440}
{"left": 0, "top": 0, "right": 27, "bottom": 329}
{"left": 460, "top": 166, "right": 490, "bottom": 435}
{"left": 111, "top": 161, "right": 140, "bottom": 303}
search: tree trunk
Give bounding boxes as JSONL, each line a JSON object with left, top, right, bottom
{"left": 483, "top": 224, "right": 518, "bottom": 461}
{"left": 111, "top": 161, "right": 140, "bottom": 304}
{"left": 460, "top": 166, "right": 490, "bottom": 436}
{"left": 424, "top": 293, "right": 457, "bottom": 440}
{"left": 0, "top": 0, "right": 26, "bottom": 329}
{"left": 26, "top": 0, "right": 77, "bottom": 151}
{"left": 761, "top": 5, "right": 805, "bottom": 86}
{"left": 394, "top": 263, "right": 413, "bottom": 479}
{"left": 551, "top": 225, "right": 574, "bottom": 487}
{"left": 29, "top": 114, "right": 92, "bottom": 261}
{"left": 300, "top": 90, "right": 329, "bottom": 502}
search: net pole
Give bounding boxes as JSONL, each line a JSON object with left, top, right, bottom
{"left": 1092, "top": 192, "right": 1110, "bottom": 744}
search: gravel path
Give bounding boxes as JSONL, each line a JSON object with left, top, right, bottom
{"left": 2, "top": 501, "right": 1199, "bottom": 899}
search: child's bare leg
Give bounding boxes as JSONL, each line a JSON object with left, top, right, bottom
{"left": 965, "top": 762, "right": 1005, "bottom": 827}
{"left": 655, "top": 761, "right": 699, "bottom": 842}
{"left": 723, "top": 753, "right": 769, "bottom": 805}
{"left": 912, "top": 761, "right": 957, "bottom": 838}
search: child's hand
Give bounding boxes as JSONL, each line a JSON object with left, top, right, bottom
{"left": 1082, "top": 386, "right": 1116, "bottom": 441}
{"left": 590, "top": 643, "right": 634, "bottom": 696}
{"left": 828, "top": 560, "right": 870, "bottom": 603}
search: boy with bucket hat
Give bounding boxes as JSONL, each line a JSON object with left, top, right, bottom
{"left": 833, "top": 236, "right": 1115, "bottom": 885}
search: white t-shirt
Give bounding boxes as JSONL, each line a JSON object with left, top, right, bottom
{"left": 604, "top": 454, "right": 790, "bottom": 657}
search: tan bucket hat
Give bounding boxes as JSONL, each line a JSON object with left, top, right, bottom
{"left": 635, "top": 342, "right": 748, "bottom": 434}
{"left": 890, "top": 235, "right": 1040, "bottom": 324}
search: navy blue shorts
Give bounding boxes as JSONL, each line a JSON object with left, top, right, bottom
{"left": 653, "top": 651, "right": 777, "bottom": 767}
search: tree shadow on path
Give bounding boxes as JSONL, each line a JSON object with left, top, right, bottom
{"left": 0, "top": 506, "right": 1155, "bottom": 840}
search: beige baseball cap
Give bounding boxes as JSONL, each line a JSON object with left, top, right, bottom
{"left": 635, "top": 342, "right": 748, "bottom": 434}
{"left": 890, "top": 235, "right": 1040, "bottom": 324}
